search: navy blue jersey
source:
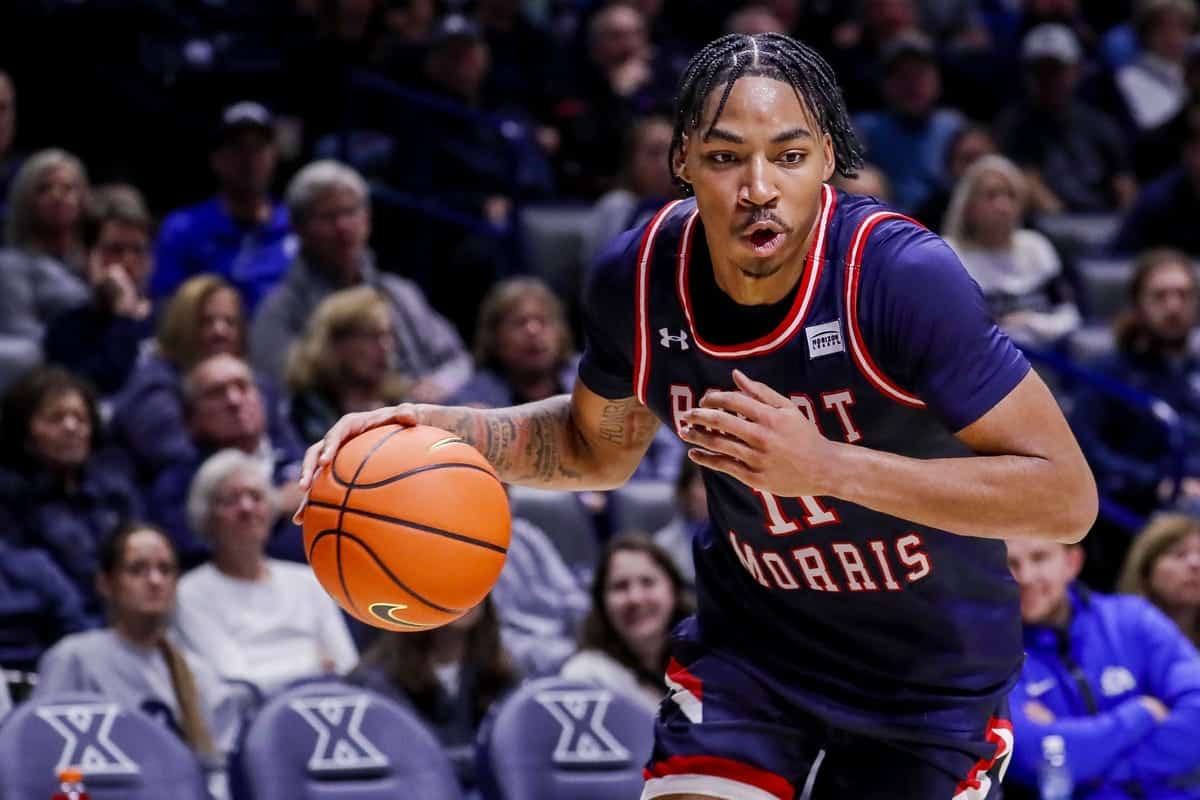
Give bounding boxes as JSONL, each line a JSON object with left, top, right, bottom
{"left": 578, "top": 186, "right": 1029, "bottom": 740}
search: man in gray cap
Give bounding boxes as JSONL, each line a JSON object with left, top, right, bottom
{"left": 995, "top": 23, "right": 1137, "bottom": 214}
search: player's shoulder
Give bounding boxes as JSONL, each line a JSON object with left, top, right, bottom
{"left": 831, "top": 192, "right": 961, "bottom": 281}
{"left": 584, "top": 198, "right": 696, "bottom": 297}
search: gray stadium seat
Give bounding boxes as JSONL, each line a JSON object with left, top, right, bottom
{"left": 611, "top": 481, "right": 676, "bottom": 536}
{"left": 519, "top": 205, "right": 594, "bottom": 299}
{"left": 1033, "top": 213, "right": 1121, "bottom": 255}
{"left": 1075, "top": 257, "right": 1133, "bottom": 322}
{"left": 507, "top": 487, "right": 599, "bottom": 580}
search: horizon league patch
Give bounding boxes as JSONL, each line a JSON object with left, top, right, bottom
{"left": 805, "top": 320, "right": 844, "bottom": 359}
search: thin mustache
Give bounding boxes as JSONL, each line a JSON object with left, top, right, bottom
{"left": 736, "top": 211, "right": 792, "bottom": 235}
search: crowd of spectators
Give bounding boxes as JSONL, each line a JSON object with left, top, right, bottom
{"left": 0, "top": 0, "right": 1199, "bottom": 797}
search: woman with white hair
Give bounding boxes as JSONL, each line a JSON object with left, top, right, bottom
{"left": 943, "top": 154, "right": 1081, "bottom": 350}
{"left": 171, "top": 448, "right": 357, "bottom": 692}
{"left": 0, "top": 150, "right": 90, "bottom": 389}
{"left": 250, "top": 159, "right": 471, "bottom": 402}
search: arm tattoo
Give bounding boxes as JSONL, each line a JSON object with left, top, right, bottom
{"left": 422, "top": 395, "right": 656, "bottom": 489}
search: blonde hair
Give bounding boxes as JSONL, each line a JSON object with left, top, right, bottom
{"left": 156, "top": 275, "right": 245, "bottom": 370}
{"left": 4, "top": 148, "right": 89, "bottom": 249}
{"left": 472, "top": 277, "right": 573, "bottom": 370}
{"left": 1118, "top": 512, "right": 1200, "bottom": 644}
{"left": 285, "top": 286, "right": 409, "bottom": 399}
{"left": 941, "top": 154, "right": 1027, "bottom": 246}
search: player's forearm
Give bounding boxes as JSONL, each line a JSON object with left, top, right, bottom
{"left": 821, "top": 444, "right": 1097, "bottom": 543}
{"left": 411, "top": 396, "right": 618, "bottom": 490}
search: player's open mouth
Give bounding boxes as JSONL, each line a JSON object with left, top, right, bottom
{"left": 746, "top": 228, "right": 785, "bottom": 256}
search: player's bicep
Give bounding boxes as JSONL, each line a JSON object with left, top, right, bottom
{"left": 954, "top": 370, "right": 1081, "bottom": 460}
{"left": 570, "top": 381, "right": 660, "bottom": 478}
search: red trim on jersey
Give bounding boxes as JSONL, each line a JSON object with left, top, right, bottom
{"left": 666, "top": 657, "right": 703, "bottom": 700}
{"left": 634, "top": 200, "right": 687, "bottom": 404}
{"left": 955, "top": 718, "right": 1014, "bottom": 795}
{"left": 675, "top": 184, "right": 837, "bottom": 359}
{"left": 644, "top": 755, "right": 795, "bottom": 800}
{"left": 844, "top": 211, "right": 927, "bottom": 408}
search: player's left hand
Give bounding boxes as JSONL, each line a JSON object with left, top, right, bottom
{"left": 679, "top": 369, "right": 836, "bottom": 497}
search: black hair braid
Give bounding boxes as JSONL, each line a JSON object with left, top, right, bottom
{"left": 669, "top": 33, "right": 865, "bottom": 194}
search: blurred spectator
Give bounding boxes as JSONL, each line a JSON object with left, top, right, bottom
{"left": 1114, "top": 103, "right": 1200, "bottom": 255}
{"left": 149, "top": 353, "right": 305, "bottom": 565}
{"left": 1116, "top": 0, "right": 1197, "bottom": 131}
{"left": 377, "top": 0, "right": 436, "bottom": 78}
{"left": 652, "top": 455, "right": 708, "bottom": 587}
{"left": 832, "top": 163, "right": 893, "bottom": 203}
{"left": 1132, "top": 44, "right": 1200, "bottom": 180}
{"left": 0, "top": 367, "right": 141, "bottom": 617}
{"left": 352, "top": 597, "right": 520, "bottom": 792}
{"left": 724, "top": 4, "right": 787, "bottom": 35}
{"left": 561, "top": 534, "right": 691, "bottom": 712}
{"left": 943, "top": 154, "right": 1081, "bottom": 348}
{"left": 111, "top": 274, "right": 300, "bottom": 479}
{"left": 827, "top": 0, "right": 925, "bottom": 111}
{"left": 36, "top": 522, "right": 242, "bottom": 767}
{"left": 451, "top": 277, "right": 576, "bottom": 407}
{"left": 853, "top": 31, "right": 965, "bottom": 214}
{"left": 489, "top": 517, "right": 591, "bottom": 677}
{"left": 1119, "top": 513, "right": 1200, "bottom": 646}
{"left": 173, "top": 449, "right": 357, "bottom": 693}
{"left": 285, "top": 285, "right": 410, "bottom": 444}
{"left": 1072, "top": 250, "right": 1200, "bottom": 517}
{"left": 252, "top": 160, "right": 471, "bottom": 402}
{"left": 1005, "top": 538, "right": 1200, "bottom": 798}
{"left": 0, "top": 537, "right": 90, "bottom": 673}
{"left": 554, "top": 4, "right": 674, "bottom": 197}
{"left": 916, "top": 0, "right": 991, "bottom": 48}
{"left": 914, "top": 123, "right": 998, "bottom": 231}
{"left": 0, "top": 69, "right": 21, "bottom": 233}
{"left": 0, "top": 251, "right": 88, "bottom": 393}
{"left": 581, "top": 114, "right": 675, "bottom": 267}
{"left": 476, "top": 0, "right": 557, "bottom": 115}
{"left": 150, "top": 102, "right": 293, "bottom": 313}
{"left": 4, "top": 148, "right": 89, "bottom": 273}
{"left": 43, "top": 184, "right": 155, "bottom": 396}
{"left": 996, "top": 23, "right": 1137, "bottom": 213}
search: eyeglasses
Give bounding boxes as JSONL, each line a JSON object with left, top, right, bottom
{"left": 214, "top": 487, "right": 268, "bottom": 507}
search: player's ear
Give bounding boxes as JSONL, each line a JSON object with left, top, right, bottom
{"left": 821, "top": 133, "right": 835, "bottom": 182}
{"left": 673, "top": 134, "right": 692, "bottom": 186}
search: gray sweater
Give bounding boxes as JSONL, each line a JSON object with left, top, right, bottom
{"left": 249, "top": 251, "right": 471, "bottom": 393}
{"left": 0, "top": 247, "right": 89, "bottom": 390}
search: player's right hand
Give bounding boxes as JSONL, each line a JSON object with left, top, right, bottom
{"left": 294, "top": 403, "right": 422, "bottom": 523}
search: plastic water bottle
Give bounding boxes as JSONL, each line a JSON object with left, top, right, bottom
{"left": 51, "top": 766, "right": 90, "bottom": 800}
{"left": 1038, "top": 735, "right": 1073, "bottom": 800}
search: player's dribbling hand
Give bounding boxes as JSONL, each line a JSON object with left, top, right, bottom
{"left": 679, "top": 369, "right": 835, "bottom": 497}
{"left": 294, "top": 403, "right": 422, "bottom": 523}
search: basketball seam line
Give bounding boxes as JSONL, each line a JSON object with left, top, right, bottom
{"left": 308, "top": 528, "right": 466, "bottom": 614}
{"left": 329, "top": 457, "right": 499, "bottom": 489}
{"left": 306, "top": 499, "right": 509, "bottom": 554}
{"left": 334, "top": 426, "right": 407, "bottom": 616}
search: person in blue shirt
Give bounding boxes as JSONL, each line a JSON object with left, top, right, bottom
{"left": 150, "top": 101, "right": 293, "bottom": 313}
{"left": 1006, "top": 537, "right": 1200, "bottom": 799}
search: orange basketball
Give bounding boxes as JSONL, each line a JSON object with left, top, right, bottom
{"left": 302, "top": 424, "right": 510, "bottom": 632}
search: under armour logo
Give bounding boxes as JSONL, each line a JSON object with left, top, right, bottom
{"left": 534, "top": 689, "right": 631, "bottom": 764}
{"left": 36, "top": 703, "right": 139, "bottom": 776}
{"left": 659, "top": 328, "right": 689, "bottom": 350}
{"left": 290, "top": 694, "right": 389, "bottom": 773}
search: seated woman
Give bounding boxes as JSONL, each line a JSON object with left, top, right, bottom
{"left": 0, "top": 537, "right": 91, "bottom": 674}
{"left": 561, "top": 534, "right": 691, "bottom": 713}
{"left": 0, "top": 366, "right": 142, "bottom": 617}
{"left": 943, "top": 154, "right": 1081, "bottom": 350}
{"left": 172, "top": 449, "right": 358, "bottom": 693}
{"left": 1119, "top": 513, "right": 1200, "bottom": 647}
{"left": 110, "top": 274, "right": 301, "bottom": 478}
{"left": 351, "top": 596, "right": 519, "bottom": 793}
{"left": 35, "top": 522, "right": 241, "bottom": 768}
{"left": 285, "top": 285, "right": 411, "bottom": 444}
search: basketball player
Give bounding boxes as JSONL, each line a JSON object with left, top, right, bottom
{"left": 298, "top": 34, "right": 1097, "bottom": 800}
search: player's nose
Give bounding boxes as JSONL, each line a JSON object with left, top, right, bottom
{"left": 738, "top": 157, "right": 779, "bottom": 207}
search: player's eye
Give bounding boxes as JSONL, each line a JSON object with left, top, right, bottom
{"left": 779, "top": 151, "right": 807, "bottom": 165}
{"left": 707, "top": 152, "right": 737, "bottom": 164}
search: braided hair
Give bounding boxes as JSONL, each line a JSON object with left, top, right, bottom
{"left": 669, "top": 33, "right": 864, "bottom": 193}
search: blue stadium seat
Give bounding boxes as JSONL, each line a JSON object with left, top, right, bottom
{"left": 507, "top": 487, "right": 600, "bottom": 580}
{"left": 0, "top": 691, "right": 208, "bottom": 800}
{"left": 477, "top": 677, "right": 655, "bottom": 800}
{"left": 233, "top": 679, "right": 462, "bottom": 800}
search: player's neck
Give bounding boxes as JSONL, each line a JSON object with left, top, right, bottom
{"left": 707, "top": 207, "right": 820, "bottom": 306}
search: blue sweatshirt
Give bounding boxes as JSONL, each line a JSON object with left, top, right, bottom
{"left": 1010, "top": 586, "right": 1200, "bottom": 799}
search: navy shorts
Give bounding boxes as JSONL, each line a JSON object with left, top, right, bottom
{"left": 641, "top": 633, "right": 1013, "bottom": 800}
